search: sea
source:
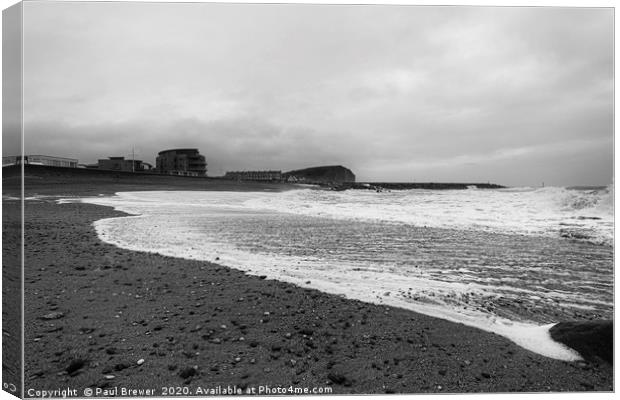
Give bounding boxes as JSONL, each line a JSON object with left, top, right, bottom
{"left": 64, "top": 184, "right": 613, "bottom": 362}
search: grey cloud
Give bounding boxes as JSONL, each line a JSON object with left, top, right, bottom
{"left": 10, "top": 3, "right": 613, "bottom": 187}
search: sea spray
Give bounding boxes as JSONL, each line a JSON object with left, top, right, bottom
{"left": 243, "top": 186, "right": 613, "bottom": 246}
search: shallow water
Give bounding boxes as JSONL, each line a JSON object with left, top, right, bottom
{"left": 63, "top": 187, "right": 613, "bottom": 361}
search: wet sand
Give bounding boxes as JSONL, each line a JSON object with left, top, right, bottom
{"left": 3, "top": 171, "right": 614, "bottom": 394}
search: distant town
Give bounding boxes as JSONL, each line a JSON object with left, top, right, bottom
{"left": 5, "top": 149, "right": 208, "bottom": 176}
{"left": 3, "top": 150, "right": 508, "bottom": 190}
{"left": 1, "top": 148, "right": 356, "bottom": 185}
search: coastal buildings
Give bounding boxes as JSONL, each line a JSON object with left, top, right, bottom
{"left": 224, "top": 170, "right": 282, "bottom": 181}
{"left": 2, "top": 154, "right": 79, "bottom": 168}
{"left": 156, "top": 148, "right": 207, "bottom": 176}
{"left": 97, "top": 156, "right": 148, "bottom": 172}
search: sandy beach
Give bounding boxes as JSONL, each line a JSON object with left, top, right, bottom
{"left": 3, "top": 169, "right": 613, "bottom": 395}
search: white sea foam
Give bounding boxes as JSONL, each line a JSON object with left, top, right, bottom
{"left": 61, "top": 189, "right": 598, "bottom": 362}
{"left": 243, "top": 185, "right": 614, "bottom": 245}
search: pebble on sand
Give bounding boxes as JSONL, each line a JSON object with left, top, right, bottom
{"left": 66, "top": 359, "right": 86, "bottom": 375}
{"left": 179, "top": 366, "right": 198, "bottom": 379}
{"left": 40, "top": 312, "right": 64, "bottom": 320}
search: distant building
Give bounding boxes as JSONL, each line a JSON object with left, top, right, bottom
{"left": 97, "top": 156, "right": 145, "bottom": 172}
{"left": 156, "top": 148, "right": 207, "bottom": 176}
{"left": 2, "top": 156, "right": 19, "bottom": 167}
{"left": 224, "top": 170, "right": 282, "bottom": 181}
{"left": 2, "top": 154, "right": 78, "bottom": 168}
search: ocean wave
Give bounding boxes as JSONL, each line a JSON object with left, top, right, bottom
{"left": 532, "top": 184, "right": 613, "bottom": 213}
{"left": 244, "top": 185, "right": 613, "bottom": 246}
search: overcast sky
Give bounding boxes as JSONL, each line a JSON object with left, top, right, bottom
{"left": 9, "top": 2, "right": 614, "bottom": 185}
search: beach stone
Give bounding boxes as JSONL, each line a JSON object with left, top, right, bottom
{"left": 577, "top": 361, "right": 590, "bottom": 370}
{"left": 40, "top": 312, "right": 64, "bottom": 320}
{"left": 104, "top": 375, "right": 115, "bottom": 380}
{"left": 66, "top": 359, "right": 86, "bottom": 375}
{"left": 137, "top": 359, "right": 145, "bottom": 366}
{"left": 327, "top": 372, "right": 353, "bottom": 386}
{"left": 299, "top": 328, "right": 314, "bottom": 336}
{"left": 179, "top": 367, "right": 197, "bottom": 379}
{"left": 29, "top": 370, "right": 44, "bottom": 379}
{"left": 114, "top": 362, "right": 131, "bottom": 371}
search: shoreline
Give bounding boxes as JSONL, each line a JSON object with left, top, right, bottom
{"left": 7, "top": 180, "right": 613, "bottom": 393}
{"left": 75, "top": 192, "right": 604, "bottom": 363}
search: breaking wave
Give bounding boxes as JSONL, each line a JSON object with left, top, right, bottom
{"left": 243, "top": 185, "right": 613, "bottom": 246}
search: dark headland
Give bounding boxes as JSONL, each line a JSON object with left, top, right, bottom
{"left": 2, "top": 165, "right": 612, "bottom": 394}
{"left": 284, "top": 165, "right": 356, "bottom": 183}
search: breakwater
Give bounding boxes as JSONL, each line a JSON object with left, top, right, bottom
{"left": 333, "top": 182, "right": 505, "bottom": 191}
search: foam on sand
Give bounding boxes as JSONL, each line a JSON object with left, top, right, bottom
{"left": 63, "top": 190, "right": 591, "bottom": 362}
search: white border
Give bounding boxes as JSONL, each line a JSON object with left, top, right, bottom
{"left": 0, "top": 2, "right": 616, "bottom": 400}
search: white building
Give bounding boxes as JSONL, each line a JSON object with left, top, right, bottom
{"left": 2, "top": 155, "right": 78, "bottom": 168}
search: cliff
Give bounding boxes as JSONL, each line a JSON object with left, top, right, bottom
{"left": 283, "top": 165, "right": 356, "bottom": 184}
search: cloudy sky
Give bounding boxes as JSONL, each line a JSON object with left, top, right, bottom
{"left": 9, "top": 2, "right": 614, "bottom": 185}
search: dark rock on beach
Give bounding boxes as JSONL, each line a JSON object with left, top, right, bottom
{"left": 550, "top": 320, "right": 613, "bottom": 364}
{"left": 179, "top": 366, "right": 198, "bottom": 379}
{"left": 65, "top": 359, "right": 87, "bottom": 375}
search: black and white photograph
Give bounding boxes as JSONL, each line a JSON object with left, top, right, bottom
{"left": 1, "top": 0, "right": 615, "bottom": 397}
